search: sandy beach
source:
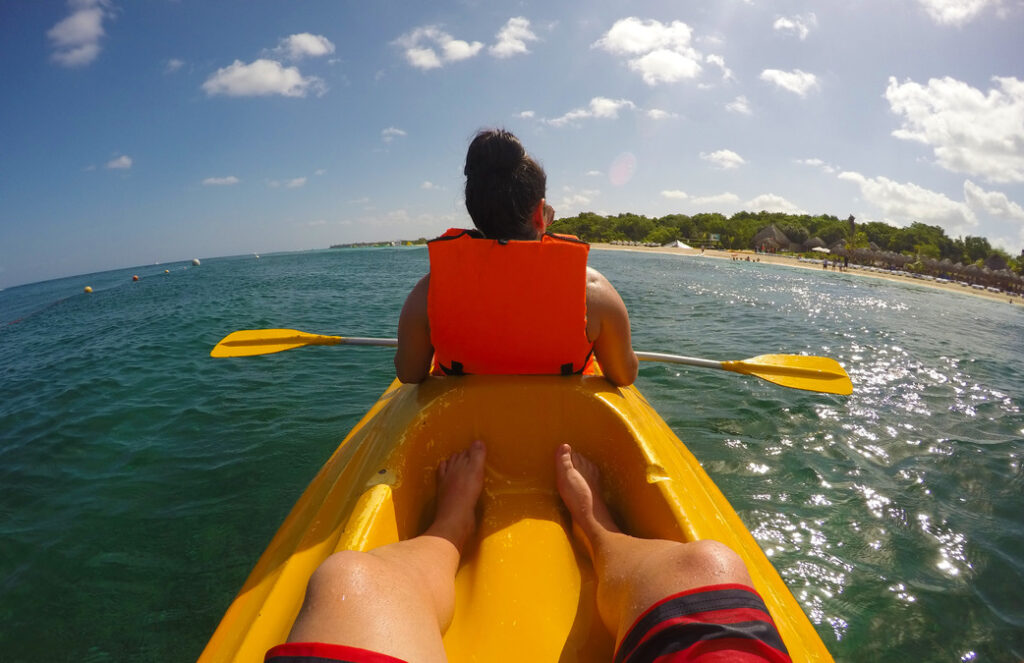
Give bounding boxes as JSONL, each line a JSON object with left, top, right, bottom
{"left": 591, "top": 243, "right": 1023, "bottom": 308}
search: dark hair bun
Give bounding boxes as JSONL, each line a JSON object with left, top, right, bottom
{"left": 465, "top": 129, "right": 526, "bottom": 177}
{"left": 464, "top": 128, "right": 546, "bottom": 240}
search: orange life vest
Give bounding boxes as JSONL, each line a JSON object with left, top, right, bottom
{"left": 427, "top": 228, "right": 595, "bottom": 376}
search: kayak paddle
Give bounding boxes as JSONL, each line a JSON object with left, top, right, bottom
{"left": 211, "top": 329, "right": 852, "bottom": 395}
{"left": 634, "top": 351, "right": 852, "bottom": 395}
{"left": 210, "top": 329, "right": 394, "bottom": 358}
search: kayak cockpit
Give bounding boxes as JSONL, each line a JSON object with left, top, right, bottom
{"left": 199, "top": 376, "right": 832, "bottom": 662}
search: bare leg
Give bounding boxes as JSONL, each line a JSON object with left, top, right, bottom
{"left": 286, "top": 440, "right": 486, "bottom": 662}
{"left": 554, "top": 444, "right": 754, "bottom": 647}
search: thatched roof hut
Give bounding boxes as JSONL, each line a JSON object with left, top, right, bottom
{"left": 985, "top": 253, "right": 1009, "bottom": 271}
{"left": 753, "top": 225, "right": 792, "bottom": 251}
{"left": 804, "top": 236, "right": 826, "bottom": 250}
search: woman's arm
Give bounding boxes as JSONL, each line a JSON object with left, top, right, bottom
{"left": 394, "top": 274, "right": 433, "bottom": 383}
{"left": 585, "top": 267, "right": 639, "bottom": 386}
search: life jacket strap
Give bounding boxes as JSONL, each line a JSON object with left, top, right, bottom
{"left": 440, "top": 360, "right": 466, "bottom": 376}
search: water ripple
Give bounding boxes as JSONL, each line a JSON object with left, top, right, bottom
{"left": 1, "top": 249, "right": 1021, "bottom": 661}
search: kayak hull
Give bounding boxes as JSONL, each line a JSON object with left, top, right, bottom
{"left": 199, "top": 376, "right": 833, "bottom": 662}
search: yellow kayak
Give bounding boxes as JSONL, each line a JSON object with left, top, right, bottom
{"left": 199, "top": 375, "right": 834, "bottom": 662}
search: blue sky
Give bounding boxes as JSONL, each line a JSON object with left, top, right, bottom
{"left": 1, "top": 0, "right": 1022, "bottom": 289}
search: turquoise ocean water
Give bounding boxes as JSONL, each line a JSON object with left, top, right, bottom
{"left": 1, "top": 248, "right": 1021, "bottom": 662}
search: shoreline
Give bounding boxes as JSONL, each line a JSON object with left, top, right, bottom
{"left": 591, "top": 243, "right": 1023, "bottom": 307}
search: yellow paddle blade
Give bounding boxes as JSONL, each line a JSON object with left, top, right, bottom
{"left": 210, "top": 329, "right": 343, "bottom": 357}
{"left": 721, "top": 354, "right": 853, "bottom": 395}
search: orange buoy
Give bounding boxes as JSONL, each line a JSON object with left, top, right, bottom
{"left": 132, "top": 275, "right": 139, "bottom": 281}
{"left": 84, "top": 286, "right": 93, "bottom": 293}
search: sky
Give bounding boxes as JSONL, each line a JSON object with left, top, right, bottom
{"left": 1, "top": 0, "right": 1022, "bottom": 289}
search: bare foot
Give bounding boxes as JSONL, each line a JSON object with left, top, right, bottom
{"left": 428, "top": 440, "right": 486, "bottom": 553}
{"left": 554, "top": 444, "right": 621, "bottom": 554}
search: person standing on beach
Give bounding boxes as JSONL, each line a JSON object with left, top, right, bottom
{"left": 394, "top": 129, "right": 638, "bottom": 386}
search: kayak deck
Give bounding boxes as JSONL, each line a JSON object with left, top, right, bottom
{"left": 199, "top": 376, "right": 832, "bottom": 662}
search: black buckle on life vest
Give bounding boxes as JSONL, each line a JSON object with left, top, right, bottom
{"left": 441, "top": 361, "right": 466, "bottom": 376}
{"left": 561, "top": 348, "right": 595, "bottom": 376}
{"left": 498, "top": 239, "right": 509, "bottom": 245}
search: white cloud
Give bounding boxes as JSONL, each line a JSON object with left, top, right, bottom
{"left": 314, "top": 169, "right": 327, "bottom": 176}
{"left": 518, "top": 110, "right": 535, "bottom": 119}
{"left": 964, "top": 181, "right": 1024, "bottom": 220}
{"left": 916, "top": 0, "right": 999, "bottom": 25}
{"left": 797, "top": 158, "right": 837, "bottom": 174}
{"left": 705, "top": 54, "right": 734, "bottom": 81}
{"left": 271, "top": 33, "right": 336, "bottom": 61}
{"left": 591, "top": 97, "right": 634, "bottom": 118}
{"left": 760, "top": 69, "right": 818, "bottom": 96}
{"left": 558, "top": 187, "right": 600, "bottom": 209}
{"left": 661, "top": 190, "right": 689, "bottom": 199}
{"left": 701, "top": 149, "right": 746, "bottom": 170}
{"left": 490, "top": 17, "right": 538, "bottom": 58}
{"left": 106, "top": 155, "right": 132, "bottom": 169}
{"left": 726, "top": 95, "right": 752, "bottom": 115}
{"left": 746, "top": 193, "right": 805, "bottom": 213}
{"left": 691, "top": 193, "right": 740, "bottom": 206}
{"left": 286, "top": 177, "right": 307, "bottom": 188}
{"left": 773, "top": 13, "right": 818, "bottom": 40}
{"left": 395, "top": 26, "right": 483, "bottom": 69}
{"left": 381, "top": 127, "right": 407, "bottom": 142}
{"left": 48, "top": 0, "right": 109, "bottom": 67}
{"left": 421, "top": 181, "right": 437, "bottom": 190}
{"left": 202, "top": 59, "right": 326, "bottom": 97}
{"left": 165, "top": 58, "right": 184, "bottom": 74}
{"left": 547, "top": 97, "right": 636, "bottom": 127}
{"left": 593, "top": 18, "right": 702, "bottom": 86}
{"left": 886, "top": 76, "right": 1024, "bottom": 183}
{"left": 838, "top": 170, "right": 978, "bottom": 236}
{"left": 442, "top": 39, "right": 481, "bottom": 61}
{"left": 404, "top": 47, "right": 441, "bottom": 70}
{"left": 646, "top": 109, "right": 675, "bottom": 120}
{"left": 593, "top": 17, "right": 694, "bottom": 54}
{"left": 203, "top": 176, "right": 240, "bottom": 186}
{"left": 628, "top": 48, "right": 703, "bottom": 86}
{"left": 586, "top": 170, "right": 602, "bottom": 177}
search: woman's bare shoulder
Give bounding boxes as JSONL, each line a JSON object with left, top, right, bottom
{"left": 585, "top": 266, "right": 618, "bottom": 302}
{"left": 586, "top": 265, "right": 610, "bottom": 286}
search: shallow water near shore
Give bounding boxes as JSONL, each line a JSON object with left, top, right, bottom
{"left": 1, "top": 248, "right": 1022, "bottom": 661}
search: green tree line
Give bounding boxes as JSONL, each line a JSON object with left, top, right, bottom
{"left": 548, "top": 211, "right": 1022, "bottom": 273}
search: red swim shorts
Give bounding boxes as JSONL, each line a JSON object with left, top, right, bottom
{"left": 266, "top": 584, "right": 791, "bottom": 663}
{"left": 266, "top": 642, "right": 407, "bottom": 663}
{"left": 615, "top": 583, "right": 792, "bottom": 663}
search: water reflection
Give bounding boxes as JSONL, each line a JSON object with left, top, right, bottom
{"left": 596, "top": 252, "right": 1024, "bottom": 658}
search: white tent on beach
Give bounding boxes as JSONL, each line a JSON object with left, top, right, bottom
{"left": 664, "top": 240, "right": 694, "bottom": 249}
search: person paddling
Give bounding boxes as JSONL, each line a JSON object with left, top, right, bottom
{"left": 394, "top": 129, "right": 638, "bottom": 386}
